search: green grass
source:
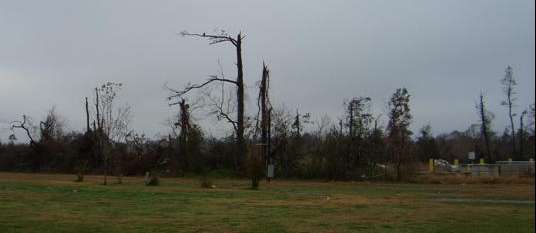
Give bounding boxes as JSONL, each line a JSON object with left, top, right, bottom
{"left": 0, "top": 173, "right": 534, "bottom": 233}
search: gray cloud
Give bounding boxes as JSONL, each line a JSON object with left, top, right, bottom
{"left": 1, "top": 0, "right": 534, "bottom": 141}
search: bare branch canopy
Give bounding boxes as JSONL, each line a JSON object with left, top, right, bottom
{"left": 167, "top": 76, "right": 238, "bottom": 104}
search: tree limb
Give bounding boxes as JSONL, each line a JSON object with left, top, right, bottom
{"left": 10, "top": 115, "right": 36, "bottom": 146}
{"left": 179, "top": 31, "right": 238, "bottom": 46}
{"left": 204, "top": 86, "right": 239, "bottom": 134}
{"left": 167, "top": 76, "right": 237, "bottom": 103}
{"left": 217, "top": 109, "right": 239, "bottom": 133}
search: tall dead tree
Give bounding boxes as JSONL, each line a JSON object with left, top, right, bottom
{"left": 176, "top": 98, "right": 191, "bottom": 170}
{"left": 76, "top": 97, "right": 92, "bottom": 182}
{"left": 177, "top": 99, "right": 191, "bottom": 139}
{"left": 501, "top": 66, "right": 517, "bottom": 157}
{"left": 95, "top": 87, "right": 101, "bottom": 130}
{"left": 94, "top": 87, "right": 107, "bottom": 185}
{"left": 293, "top": 110, "right": 302, "bottom": 138}
{"left": 169, "top": 30, "right": 246, "bottom": 170}
{"left": 478, "top": 93, "right": 492, "bottom": 162}
{"left": 94, "top": 82, "right": 131, "bottom": 184}
{"left": 250, "top": 63, "right": 272, "bottom": 187}
{"left": 85, "top": 97, "right": 91, "bottom": 132}
{"left": 91, "top": 82, "right": 130, "bottom": 184}
{"left": 258, "top": 63, "right": 272, "bottom": 178}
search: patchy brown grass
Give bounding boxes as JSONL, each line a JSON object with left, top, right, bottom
{"left": 0, "top": 172, "right": 534, "bottom": 233}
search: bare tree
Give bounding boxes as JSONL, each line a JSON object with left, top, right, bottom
{"left": 94, "top": 82, "right": 132, "bottom": 184}
{"left": 168, "top": 30, "right": 246, "bottom": 170}
{"left": 97, "top": 82, "right": 132, "bottom": 143}
{"left": 10, "top": 109, "right": 64, "bottom": 171}
{"left": 10, "top": 115, "right": 38, "bottom": 149}
{"left": 83, "top": 97, "right": 89, "bottom": 132}
{"left": 10, "top": 108, "right": 63, "bottom": 149}
{"left": 93, "top": 86, "right": 107, "bottom": 184}
{"left": 501, "top": 66, "right": 518, "bottom": 157}
{"left": 75, "top": 97, "right": 93, "bottom": 182}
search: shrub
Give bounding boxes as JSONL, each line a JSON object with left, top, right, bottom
{"left": 246, "top": 145, "right": 264, "bottom": 189}
{"left": 144, "top": 171, "right": 159, "bottom": 186}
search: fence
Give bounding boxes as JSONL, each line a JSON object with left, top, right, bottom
{"left": 430, "top": 159, "right": 535, "bottom": 177}
{"left": 494, "top": 161, "right": 535, "bottom": 177}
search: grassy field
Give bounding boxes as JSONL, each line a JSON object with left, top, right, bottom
{"left": 0, "top": 172, "right": 534, "bottom": 233}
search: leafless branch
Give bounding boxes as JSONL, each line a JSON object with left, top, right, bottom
{"left": 179, "top": 30, "right": 239, "bottom": 46}
{"left": 217, "top": 109, "right": 239, "bottom": 133}
{"left": 167, "top": 76, "right": 238, "bottom": 103}
{"left": 10, "top": 115, "right": 36, "bottom": 146}
{"left": 203, "top": 86, "right": 238, "bottom": 133}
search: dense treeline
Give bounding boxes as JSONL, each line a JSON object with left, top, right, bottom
{"left": 1, "top": 89, "right": 533, "bottom": 181}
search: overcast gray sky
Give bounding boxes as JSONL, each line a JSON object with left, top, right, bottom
{"left": 1, "top": 0, "right": 534, "bottom": 141}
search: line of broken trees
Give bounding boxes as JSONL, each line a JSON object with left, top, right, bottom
{"left": 2, "top": 30, "right": 535, "bottom": 187}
